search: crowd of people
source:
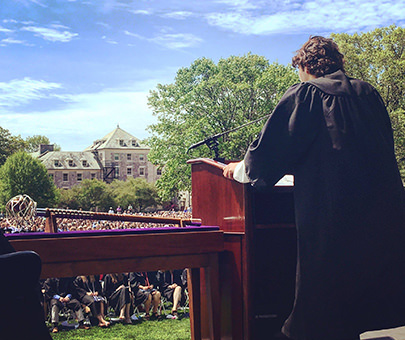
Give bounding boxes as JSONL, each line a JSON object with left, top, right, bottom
{"left": 41, "top": 269, "right": 188, "bottom": 333}
{"left": 0, "top": 209, "right": 193, "bottom": 233}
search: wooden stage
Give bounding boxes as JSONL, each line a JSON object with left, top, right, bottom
{"left": 7, "top": 224, "right": 224, "bottom": 340}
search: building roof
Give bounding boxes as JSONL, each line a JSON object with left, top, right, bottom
{"left": 84, "top": 126, "right": 149, "bottom": 151}
{"left": 38, "top": 151, "right": 102, "bottom": 170}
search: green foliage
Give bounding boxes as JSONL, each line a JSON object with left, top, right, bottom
{"left": 58, "top": 186, "right": 82, "bottom": 210}
{"left": 0, "top": 151, "right": 58, "bottom": 209}
{"left": 147, "top": 54, "right": 299, "bottom": 200}
{"left": 109, "top": 178, "right": 160, "bottom": 212}
{"left": 24, "top": 134, "right": 61, "bottom": 153}
{"left": 0, "top": 127, "right": 26, "bottom": 166}
{"left": 332, "top": 25, "right": 405, "bottom": 113}
{"left": 58, "top": 179, "right": 114, "bottom": 211}
{"left": 57, "top": 178, "right": 159, "bottom": 212}
{"left": 332, "top": 25, "right": 405, "bottom": 175}
{"left": 389, "top": 109, "right": 405, "bottom": 172}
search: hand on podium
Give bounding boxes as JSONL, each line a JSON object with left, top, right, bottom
{"left": 222, "top": 162, "right": 240, "bottom": 179}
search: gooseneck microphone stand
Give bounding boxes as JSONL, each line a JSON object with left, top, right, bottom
{"left": 186, "top": 114, "right": 270, "bottom": 162}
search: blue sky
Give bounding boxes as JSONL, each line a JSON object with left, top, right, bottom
{"left": 0, "top": 0, "right": 404, "bottom": 151}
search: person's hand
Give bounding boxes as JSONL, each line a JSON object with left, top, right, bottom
{"left": 223, "top": 162, "right": 239, "bottom": 179}
{"left": 115, "top": 285, "right": 124, "bottom": 292}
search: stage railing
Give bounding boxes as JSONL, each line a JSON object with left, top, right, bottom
{"left": 8, "top": 209, "right": 222, "bottom": 340}
{"left": 35, "top": 208, "right": 201, "bottom": 233}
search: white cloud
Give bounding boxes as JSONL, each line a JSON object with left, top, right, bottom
{"left": 102, "top": 35, "right": 118, "bottom": 44}
{"left": 0, "top": 78, "right": 62, "bottom": 107}
{"left": 2, "top": 19, "right": 18, "bottom": 24}
{"left": 0, "top": 26, "right": 13, "bottom": 33}
{"left": 130, "top": 9, "right": 151, "bottom": 15}
{"left": 161, "top": 11, "right": 194, "bottom": 20}
{"left": 152, "top": 33, "right": 203, "bottom": 49}
{"left": 28, "top": 0, "right": 47, "bottom": 7}
{"left": 1, "top": 88, "right": 157, "bottom": 151}
{"left": 1, "top": 38, "right": 26, "bottom": 45}
{"left": 21, "top": 25, "right": 78, "bottom": 42}
{"left": 214, "top": 0, "right": 262, "bottom": 10}
{"left": 205, "top": 0, "right": 405, "bottom": 35}
{"left": 125, "top": 30, "right": 203, "bottom": 50}
{"left": 0, "top": 73, "right": 174, "bottom": 150}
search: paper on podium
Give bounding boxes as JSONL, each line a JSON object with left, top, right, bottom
{"left": 274, "top": 175, "right": 294, "bottom": 186}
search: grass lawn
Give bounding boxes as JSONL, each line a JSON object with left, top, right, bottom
{"left": 50, "top": 312, "right": 191, "bottom": 340}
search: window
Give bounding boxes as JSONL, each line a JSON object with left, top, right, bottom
{"left": 68, "top": 160, "right": 75, "bottom": 167}
{"left": 127, "top": 168, "right": 132, "bottom": 175}
{"left": 77, "top": 173, "right": 82, "bottom": 181}
{"left": 157, "top": 168, "right": 162, "bottom": 176}
{"left": 132, "top": 140, "right": 138, "bottom": 147}
{"left": 63, "top": 173, "right": 68, "bottom": 182}
{"left": 139, "top": 167, "right": 145, "bottom": 176}
{"left": 54, "top": 160, "right": 60, "bottom": 167}
{"left": 82, "top": 160, "right": 88, "bottom": 167}
{"left": 119, "top": 139, "right": 124, "bottom": 146}
{"left": 139, "top": 154, "right": 144, "bottom": 161}
{"left": 49, "top": 173, "right": 54, "bottom": 180}
{"left": 91, "top": 173, "right": 96, "bottom": 179}
{"left": 127, "top": 154, "right": 131, "bottom": 160}
{"left": 114, "top": 167, "right": 119, "bottom": 177}
{"left": 114, "top": 153, "right": 119, "bottom": 161}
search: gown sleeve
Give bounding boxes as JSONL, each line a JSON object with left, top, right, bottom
{"left": 244, "top": 82, "right": 322, "bottom": 188}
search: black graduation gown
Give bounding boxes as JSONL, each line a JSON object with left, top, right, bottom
{"left": 128, "top": 272, "right": 151, "bottom": 306}
{"left": 155, "top": 270, "right": 185, "bottom": 302}
{"left": 103, "top": 274, "right": 131, "bottom": 315}
{"left": 244, "top": 70, "right": 405, "bottom": 340}
{"left": 0, "top": 231, "right": 15, "bottom": 255}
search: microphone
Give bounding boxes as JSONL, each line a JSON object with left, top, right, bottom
{"left": 186, "top": 134, "right": 221, "bottom": 154}
{"left": 186, "top": 114, "right": 270, "bottom": 157}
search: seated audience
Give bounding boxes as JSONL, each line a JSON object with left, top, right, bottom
{"left": 129, "top": 272, "right": 161, "bottom": 320}
{"left": 73, "top": 275, "right": 110, "bottom": 327}
{"left": 155, "top": 269, "right": 187, "bottom": 319}
{"left": 43, "top": 277, "right": 90, "bottom": 333}
{"left": 103, "top": 273, "right": 132, "bottom": 324}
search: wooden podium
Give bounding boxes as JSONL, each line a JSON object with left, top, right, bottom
{"left": 188, "top": 158, "right": 297, "bottom": 340}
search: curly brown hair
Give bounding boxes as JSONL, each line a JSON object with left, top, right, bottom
{"left": 292, "top": 36, "right": 345, "bottom": 77}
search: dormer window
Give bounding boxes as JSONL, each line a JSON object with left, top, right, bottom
{"left": 131, "top": 140, "right": 138, "bottom": 147}
{"left": 68, "top": 160, "right": 75, "bottom": 167}
{"left": 54, "top": 160, "right": 60, "bottom": 167}
{"left": 119, "top": 140, "right": 124, "bottom": 146}
{"left": 82, "top": 160, "right": 88, "bottom": 167}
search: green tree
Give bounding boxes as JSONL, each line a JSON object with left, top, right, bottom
{"left": 0, "top": 127, "right": 26, "bottom": 166}
{"left": 147, "top": 55, "right": 299, "bottom": 200}
{"left": 331, "top": 25, "right": 405, "bottom": 112}
{"left": 331, "top": 25, "right": 405, "bottom": 172}
{"left": 24, "top": 135, "right": 61, "bottom": 153}
{"left": 57, "top": 179, "right": 115, "bottom": 212}
{"left": 109, "top": 178, "right": 160, "bottom": 212}
{"left": 389, "top": 109, "right": 405, "bottom": 175}
{"left": 0, "top": 151, "right": 58, "bottom": 208}
{"left": 57, "top": 186, "right": 81, "bottom": 210}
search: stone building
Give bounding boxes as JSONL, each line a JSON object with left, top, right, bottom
{"left": 37, "top": 126, "right": 161, "bottom": 189}
{"left": 38, "top": 149, "right": 102, "bottom": 189}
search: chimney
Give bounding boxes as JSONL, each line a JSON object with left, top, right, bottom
{"left": 39, "top": 144, "right": 54, "bottom": 155}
